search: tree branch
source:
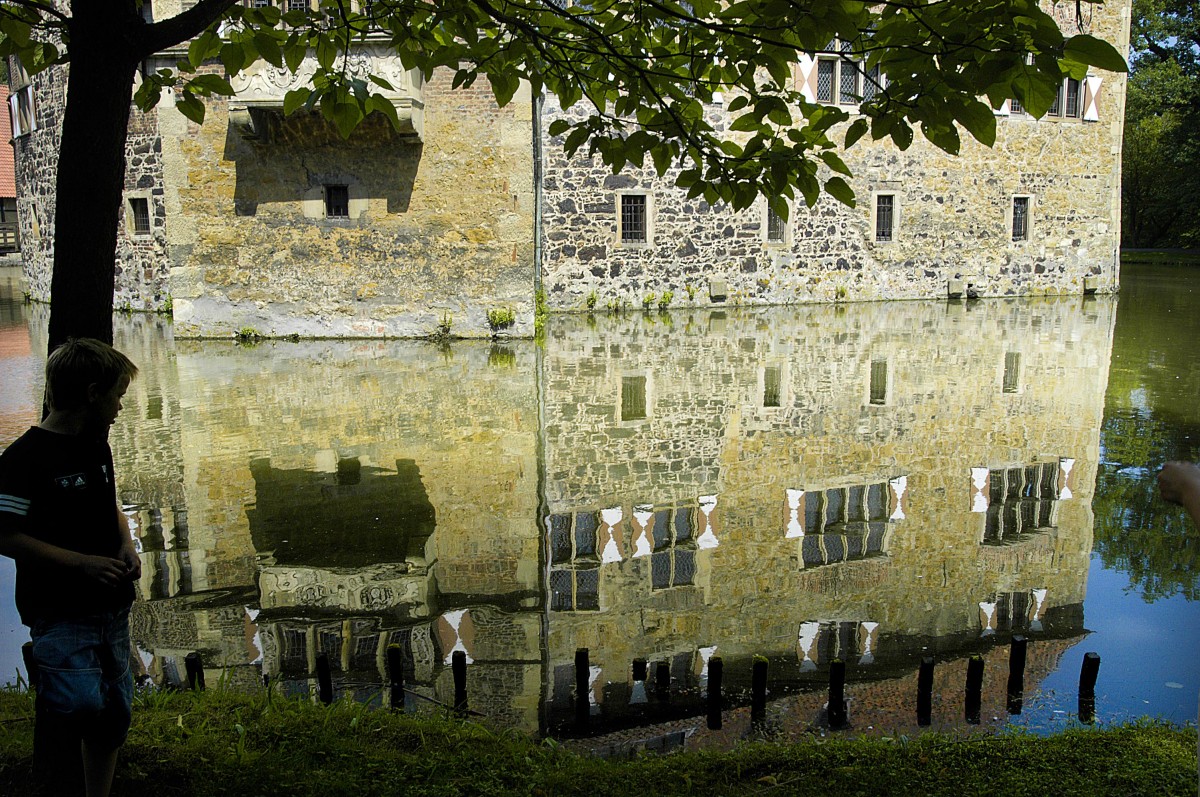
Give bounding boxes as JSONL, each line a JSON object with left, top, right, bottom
{"left": 135, "top": 0, "right": 240, "bottom": 57}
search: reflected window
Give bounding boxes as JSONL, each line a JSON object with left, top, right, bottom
{"left": 1002, "top": 351, "right": 1021, "bottom": 394}
{"left": 649, "top": 506, "right": 697, "bottom": 590}
{"left": 548, "top": 510, "right": 602, "bottom": 611}
{"left": 869, "top": 358, "right": 888, "bottom": 405}
{"left": 763, "top": 366, "right": 782, "bottom": 407}
{"left": 621, "top": 375, "right": 648, "bottom": 421}
{"left": 799, "top": 481, "right": 892, "bottom": 567}
{"left": 983, "top": 462, "right": 1058, "bottom": 544}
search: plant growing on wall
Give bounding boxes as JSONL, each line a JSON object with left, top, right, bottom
{"left": 0, "top": 0, "right": 1126, "bottom": 351}
{"left": 658, "top": 291, "right": 674, "bottom": 310}
{"left": 487, "top": 306, "right": 516, "bottom": 332}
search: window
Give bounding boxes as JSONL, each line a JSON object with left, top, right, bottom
{"left": 798, "top": 482, "right": 892, "bottom": 568}
{"left": 621, "top": 375, "right": 647, "bottom": 421}
{"left": 814, "top": 39, "right": 882, "bottom": 106}
{"left": 766, "top": 204, "right": 786, "bottom": 243}
{"left": 325, "top": 185, "right": 349, "bottom": 218}
{"left": 9, "top": 63, "right": 35, "bottom": 138}
{"left": 982, "top": 463, "right": 1058, "bottom": 544}
{"left": 874, "top": 194, "right": 894, "bottom": 242}
{"left": 1047, "top": 78, "right": 1081, "bottom": 118}
{"left": 763, "top": 366, "right": 782, "bottom": 407}
{"left": 1009, "top": 96, "right": 1025, "bottom": 115}
{"left": 548, "top": 511, "right": 601, "bottom": 611}
{"left": 619, "top": 193, "right": 649, "bottom": 244}
{"left": 130, "top": 197, "right": 151, "bottom": 235}
{"left": 1002, "top": 352, "right": 1021, "bottom": 394}
{"left": 649, "top": 507, "right": 697, "bottom": 590}
{"left": 869, "top": 358, "right": 888, "bottom": 405}
{"left": 1012, "top": 196, "right": 1030, "bottom": 242}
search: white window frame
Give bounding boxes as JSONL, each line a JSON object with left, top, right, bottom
{"left": 9, "top": 62, "right": 35, "bottom": 138}
{"left": 763, "top": 200, "right": 790, "bottom": 246}
{"left": 616, "top": 191, "right": 653, "bottom": 247}
{"left": 871, "top": 192, "right": 897, "bottom": 244}
{"left": 1009, "top": 195, "right": 1034, "bottom": 244}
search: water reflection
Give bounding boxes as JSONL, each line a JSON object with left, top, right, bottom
{"left": 7, "top": 270, "right": 1192, "bottom": 744}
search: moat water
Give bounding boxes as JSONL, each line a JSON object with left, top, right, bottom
{"left": 0, "top": 265, "right": 1196, "bottom": 748}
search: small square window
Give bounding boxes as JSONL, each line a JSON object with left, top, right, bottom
{"left": 1012, "top": 197, "right": 1030, "bottom": 242}
{"left": 325, "top": 185, "right": 349, "bottom": 218}
{"left": 619, "top": 194, "right": 648, "bottom": 243}
{"left": 130, "top": 197, "right": 151, "bottom": 235}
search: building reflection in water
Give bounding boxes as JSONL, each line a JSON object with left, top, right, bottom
{"left": 89, "top": 296, "right": 1113, "bottom": 743}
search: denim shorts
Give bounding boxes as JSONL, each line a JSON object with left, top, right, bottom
{"left": 30, "top": 607, "right": 133, "bottom": 748}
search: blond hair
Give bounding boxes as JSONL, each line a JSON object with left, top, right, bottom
{"left": 45, "top": 338, "right": 139, "bottom": 411}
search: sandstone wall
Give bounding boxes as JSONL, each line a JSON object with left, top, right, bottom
{"left": 161, "top": 68, "right": 536, "bottom": 339}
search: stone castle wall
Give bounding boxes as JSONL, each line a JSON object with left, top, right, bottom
{"left": 538, "top": 1, "right": 1131, "bottom": 312}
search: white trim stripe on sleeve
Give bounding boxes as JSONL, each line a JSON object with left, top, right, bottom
{"left": 0, "top": 494, "right": 31, "bottom": 516}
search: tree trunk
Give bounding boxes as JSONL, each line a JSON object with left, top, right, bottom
{"left": 46, "top": 4, "right": 142, "bottom": 351}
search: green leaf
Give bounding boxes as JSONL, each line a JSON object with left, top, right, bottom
{"left": 819, "top": 150, "right": 852, "bottom": 177}
{"left": 369, "top": 75, "right": 396, "bottom": 92}
{"left": 892, "top": 122, "right": 913, "bottom": 150}
{"left": 824, "top": 176, "right": 856, "bottom": 208}
{"left": 316, "top": 35, "right": 338, "bottom": 70}
{"left": 726, "top": 95, "right": 749, "bottom": 112}
{"left": 284, "top": 88, "right": 312, "bottom": 116}
{"left": 844, "top": 118, "right": 869, "bottom": 148}
{"left": 284, "top": 38, "right": 307, "bottom": 73}
{"left": 491, "top": 72, "right": 519, "bottom": 107}
{"left": 254, "top": 32, "right": 283, "bottom": 68}
{"left": 729, "top": 113, "right": 763, "bottom": 133}
{"left": 1063, "top": 34, "right": 1128, "bottom": 73}
{"left": 175, "top": 92, "right": 206, "bottom": 125}
{"left": 923, "top": 122, "right": 960, "bottom": 155}
{"left": 954, "top": 99, "right": 997, "bottom": 147}
{"left": 190, "top": 74, "right": 236, "bottom": 97}
{"left": 366, "top": 95, "right": 401, "bottom": 131}
{"left": 547, "top": 119, "right": 570, "bottom": 137}
{"left": 220, "top": 43, "right": 246, "bottom": 76}
{"left": 188, "top": 30, "right": 218, "bottom": 69}
{"left": 329, "top": 101, "right": 363, "bottom": 139}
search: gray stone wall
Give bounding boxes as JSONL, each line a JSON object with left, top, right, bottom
{"left": 538, "top": 1, "right": 1131, "bottom": 312}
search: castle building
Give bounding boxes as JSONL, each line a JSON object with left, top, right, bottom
{"left": 11, "top": 0, "right": 1130, "bottom": 337}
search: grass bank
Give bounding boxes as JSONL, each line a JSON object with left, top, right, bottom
{"left": 1122, "top": 249, "right": 1200, "bottom": 268}
{"left": 0, "top": 688, "right": 1194, "bottom": 796}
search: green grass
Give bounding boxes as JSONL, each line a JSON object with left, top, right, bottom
{"left": 0, "top": 688, "right": 1194, "bottom": 796}
{"left": 1121, "top": 249, "right": 1200, "bottom": 268}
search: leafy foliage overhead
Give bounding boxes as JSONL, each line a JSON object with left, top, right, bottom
{"left": 2, "top": 0, "right": 1124, "bottom": 215}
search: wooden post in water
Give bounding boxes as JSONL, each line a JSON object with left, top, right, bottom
{"left": 315, "top": 652, "right": 333, "bottom": 705}
{"left": 706, "top": 656, "right": 723, "bottom": 730}
{"left": 751, "top": 656, "right": 768, "bottom": 725}
{"left": 1007, "top": 635, "right": 1028, "bottom": 715}
{"left": 827, "top": 659, "right": 847, "bottom": 729}
{"left": 184, "top": 652, "right": 205, "bottom": 691}
{"left": 386, "top": 643, "right": 405, "bottom": 712}
{"left": 1078, "top": 652, "right": 1100, "bottom": 724}
{"left": 654, "top": 660, "right": 670, "bottom": 702}
{"left": 574, "top": 648, "right": 590, "bottom": 728}
{"left": 453, "top": 650, "right": 468, "bottom": 716}
{"left": 965, "top": 654, "right": 984, "bottom": 724}
{"left": 916, "top": 657, "right": 934, "bottom": 726}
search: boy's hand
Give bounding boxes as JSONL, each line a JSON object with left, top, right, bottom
{"left": 77, "top": 554, "right": 133, "bottom": 587}
{"left": 1158, "top": 461, "right": 1200, "bottom": 506}
{"left": 118, "top": 540, "right": 142, "bottom": 580}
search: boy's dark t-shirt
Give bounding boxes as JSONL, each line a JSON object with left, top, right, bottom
{"left": 0, "top": 426, "right": 135, "bottom": 626}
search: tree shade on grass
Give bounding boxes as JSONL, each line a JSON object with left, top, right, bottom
{"left": 0, "top": 688, "right": 1194, "bottom": 797}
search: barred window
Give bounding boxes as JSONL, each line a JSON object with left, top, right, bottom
{"left": 130, "top": 197, "right": 151, "bottom": 235}
{"left": 1012, "top": 195, "right": 1032, "bottom": 240}
{"left": 619, "top": 194, "right": 648, "bottom": 243}
{"left": 766, "top": 204, "right": 786, "bottom": 243}
{"left": 325, "top": 185, "right": 349, "bottom": 218}
{"left": 1064, "top": 78, "right": 1081, "bottom": 118}
{"left": 816, "top": 59, "right": 837, "bottom": 103}
{"left": 1009, "top": 96, "right": 1025, "bottom": 114}
{"left": 875, "top": 194, "right": 894, "bottom": 242}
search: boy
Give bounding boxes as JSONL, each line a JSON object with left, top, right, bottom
{"left": 0, "top": 338, "right": 141, "bottom": 797}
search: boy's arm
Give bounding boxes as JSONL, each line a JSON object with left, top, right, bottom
{"left": 0, "top": 526, "right": 133, "bottom": 587}
{"left": 115, "top": 506, "right": 142, "bottom": 580}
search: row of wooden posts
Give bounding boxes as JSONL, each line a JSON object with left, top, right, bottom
{"left": 167, "top": 634, "right": 1102, "bottom": 731}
